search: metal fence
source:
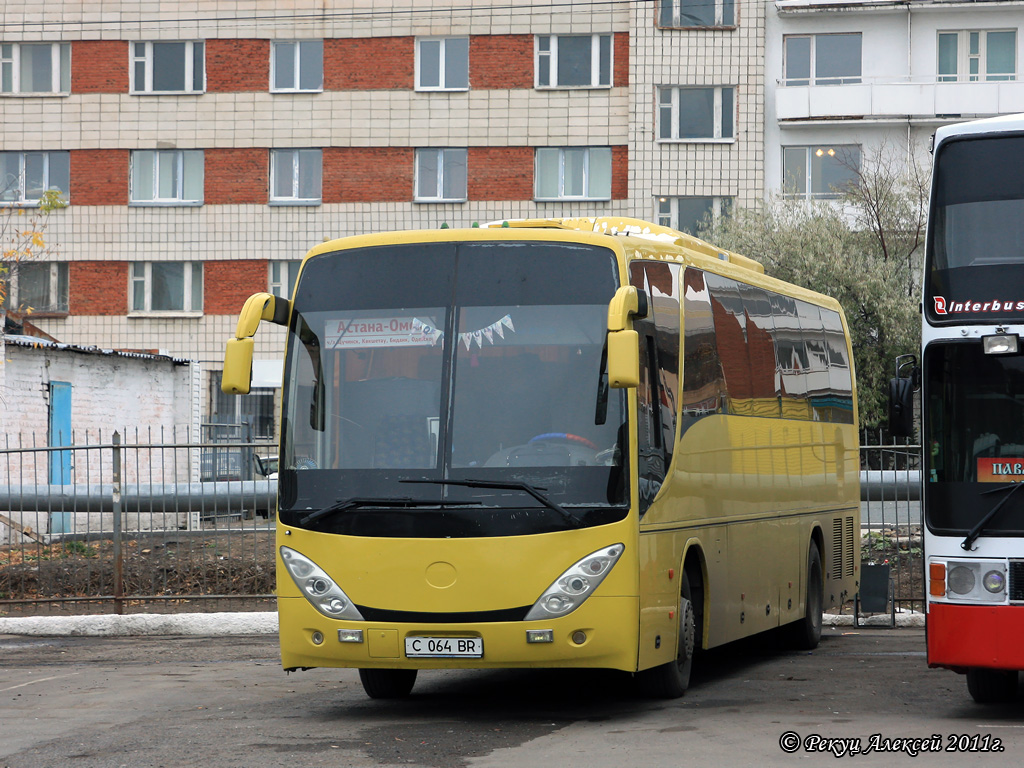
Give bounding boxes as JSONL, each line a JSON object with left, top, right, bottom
{"left": 1, "top": 430, "right": 925, "bottom": 616}
{"left": 0, "top": 428, "right": 277, "bottom": 615}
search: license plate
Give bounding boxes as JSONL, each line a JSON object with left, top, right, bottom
{"left": 405, "top": 636, "right": 483, "bottom": 658}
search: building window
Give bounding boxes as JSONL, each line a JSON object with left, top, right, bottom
{"left": 415, "top": 148, "right": 468, "bottom": 202}
{"left": 658, "top": 86, "right": 735, "bottom": 141}
{"left": 130, "top": 41, "right": 205, "bottom": 93}
{"left": 130, "top": 262, "right": 203, "bottom": 313}
{"left": 1, "top": 43, "right": 70, "bottom": 94}
{"left": 416, "top": 37, "right": 469, "bottom": 91}
{"left": 269, "top": 260, "right": 302, "bottom": 300}
{"left": 535, "top": 147, "right": 612, "bottom": 201}
{"left": 938, "top": 30, "right": 1016, "bottom": 82}
{"left": 0, "top": 151, "right": 69, "bottom": 205}
{"left": 783, "top": 33, "right": 862, "bottom": 86}
{"left": 536, "top": 35, "right": 612, "bottom": 89}
{"left": 130, "top": 150, "right": 204, "bottom": 205}
{"left": 271, "top": 40, "right": 323, "bottom": 92}
{"left": 656, "top": 196, "right": 732, "bottom": 235}
{"left": 658, "top": 0, "right": 735, "bottom": 28}
{"left": 782, "top": 145, "right": 861, "bottom": 200}
{"left": 270, "top": 149, "right": 322, "bottom": 204}
{"left": 4, "top": 262, "right": 69, "bottom": 313}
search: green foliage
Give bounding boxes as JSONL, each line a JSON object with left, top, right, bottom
{"left": 62, "top": 541, "right": 97, "bottom": 558}
{"left": 702, "top": 144, "right": 928, "bottom": 428}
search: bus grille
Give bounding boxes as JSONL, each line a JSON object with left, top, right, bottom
{"left": 844, "top": 516, "right": 855, "bottom": 578}
{"left": 831, "top": 516, "right": 856, "bottom": 580}
{"left": 1010, "top": 561, "right": 1024, "bottom": 602}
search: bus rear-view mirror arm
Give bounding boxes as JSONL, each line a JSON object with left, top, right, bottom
{"left": 606, "top": 285, "right": 648, "bottom": 389}
{"left": 888, "top": 354, "right": 919, "bottom": 438}
{"left": 221, "top": 292, "right": 291, "bottom": 395}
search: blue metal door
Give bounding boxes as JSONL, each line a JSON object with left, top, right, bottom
{"left": 48, "top": 381, "right": 72, "bottom": 485}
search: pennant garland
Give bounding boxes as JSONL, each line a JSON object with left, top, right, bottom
{"left": 411, "top": 314, "right": 516, "bottom": 350}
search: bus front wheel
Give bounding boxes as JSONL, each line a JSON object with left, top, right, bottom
{"left": 638, "top": 571, "right": 696, "bottom": 699}
{"left": 967, "top": 668, "right": 1018, "bottom": 703}
{"left": 358, "top": 668, "right": 418, "bottom": 699}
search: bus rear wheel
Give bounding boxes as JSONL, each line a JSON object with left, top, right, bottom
{"left": 358, "top": 668, "right": 418, "bottom": 699}
{"left": 967, "top": 668, "right": 1018, "bottom": 703}
{"left": 638, "top": 571, "right": 696, "bottom": 699}
{"left": 787, "top": 544, "right": 823, "bottom": 651}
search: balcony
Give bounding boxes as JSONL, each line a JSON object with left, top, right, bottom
{"left": 776, "top": 78, "right": 1024, "bottom": 123}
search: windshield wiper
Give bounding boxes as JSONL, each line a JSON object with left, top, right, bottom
{"left": 401, "top": 478, "right": 582, "bottom": 528}
{"left": 298, "top": 496, "right": 474, "bottom": 527}
{"left": 961, "top": 481, "right": 1024, "bottom": 551}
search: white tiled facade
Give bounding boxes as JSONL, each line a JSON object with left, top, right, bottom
{"left": 0, "top": 1, "right": 764, "bottom": 425}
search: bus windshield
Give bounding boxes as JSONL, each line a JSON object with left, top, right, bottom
{"left": 924, "top": 342, "right": 1024, "bottom": 536}
{"left": 278, "top": 240, "right": 628, "bottom": 537}
{"left": 926, "top": 135, "right": 1024, "bottom": 323}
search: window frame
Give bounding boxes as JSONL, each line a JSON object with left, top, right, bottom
{"left": 0, "top": 150, "right": 69, "bottom": 207}
{"left": 937, "top": 29, "right": 1017, "bottom": 83}
{"left": 415, "top": 36, "right": 470, "bottom": 92}
{"left": 129, "top": 261, "right": 204, "bottom": 315}
{"left": 782, "top": 144, "right": 862, "bottom": 201}
{"left": 270, "top": 40, "right": 324, "bottom": 93}
{"left": 269, "top": 260, "right": 303, "bottom": 300}
{"left": 129, "top": 149, "right": 204, "bottom": 206}
{"left": 4, "top": 261, "right": 69, "bottom": 314}
{"left": 414, "top": 147, "right": 468, "bottom": 203}
{"left": 535, "top": 34, "right": 613, "bottom": 90}
{"left": 1, "top": 42, "right": 71, "bottom": 95}
{"left": 782, "top": 33, "right": 862, "bottom": 86}
{"left": 657, "top": 85, "right": 736, "bottom": 142}
{"left": 656, "top": 195, "right": 732, "bottom": 235}
{"left": 130, "top": 41, "right": 205, "bottom": 94}
{"left": 534, "top": 146, "right": 613, "bottom": 202}
{"left": 657, "top": 0, "right": 737, "bottom": 29}
{"left": 269, "top": 148, "right": 322, "bottom": 205}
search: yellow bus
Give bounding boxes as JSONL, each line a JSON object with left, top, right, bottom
{"left": 222, "top": 217, "right": 860, "bottom": 699}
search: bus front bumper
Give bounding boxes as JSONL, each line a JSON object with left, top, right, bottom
{"left": 278, "top": 595, "right": 640, "bottom": 673}
{"left": 928, "top": 602, "right": 1024, "bottom": 672}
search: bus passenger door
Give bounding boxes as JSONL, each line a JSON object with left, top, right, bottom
{"left": 636, "top": 319, "right": 667, "bottom": 515}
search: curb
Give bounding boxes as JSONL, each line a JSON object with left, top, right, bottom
{"left": 824, "top": 612, "right": 926, "bottom": 628}
{"left": 0, "top": 611, "right": 278, "bottom": 637}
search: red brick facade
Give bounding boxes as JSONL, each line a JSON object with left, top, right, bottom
{"left": 204, "top": 260, "right": 267, "bottom": 314}
{"left": 204, "top": 148, "right": 267, "bottom": 204}
{"left": 613, "top": 33, "right": 629, "bottom": 88}
{"left": 206, "top": 39, "right": 269, "bottom": 92}
{"left": 323, "top": 147, "right": 415, "bottom": 202}
{"left": 68, "top": 262, "right": 128, "bottom": 315}
{"left": 467, "top": 147, "right": 534, "bottom": 200}
{"left": 470, "top": 35, "right": 533, "bottom": 90}
{"left": 324, "top": 37, "right": 415, "bottom": 90}
{"left": 612, "top": 145, "right": 629, "bottom": 200}
{"left": 69, "top": 150, "right": 129, "bottom": 206}
{"left": 71, "top": 41, "right": 129, "bottom": 93}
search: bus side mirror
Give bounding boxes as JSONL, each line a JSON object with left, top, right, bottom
{"left": 221, "top": 292, "right": 291, "bottom": 395}
{"left": 888, "top": 355, "right": 919, "bottom": 438}
{"left": 608, "top": 330, "right": 640, "bottom": 389}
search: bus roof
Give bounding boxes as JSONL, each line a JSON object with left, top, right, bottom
{"left": 934, "top": 112, "right": 1024, "bottom": 150}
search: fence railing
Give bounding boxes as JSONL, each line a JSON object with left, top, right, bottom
{"left": 1, "top": 431, "right": 925, "bottom": 616}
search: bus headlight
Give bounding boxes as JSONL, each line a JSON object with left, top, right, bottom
{"left": 932, "top": 558, "right": 1007, "bottom": 603}
{"left": 983, "top": 570, "right": 1006, "bottom": 594}
{"left": 280, "top": 546, "right": 365, "bottom": 621}
{"left": 525, "top": 544, "right": 624, "bottom": 621}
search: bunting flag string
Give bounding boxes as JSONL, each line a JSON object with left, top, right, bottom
{"left": 412, "top": 315, "right": 517, "bottom": 350}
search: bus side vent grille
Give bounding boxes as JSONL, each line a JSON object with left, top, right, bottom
{"left": 844, "top": 516, "right": 855, "bottom": 578}
{"left": 1010, "top": 561, "right": 1024, "bottom": 602}
{"left": 832, "top": 518, "right": 844, "bottom": 580}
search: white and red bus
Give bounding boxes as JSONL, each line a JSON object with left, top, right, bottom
{"left": 895, "top": 113, "right": 1024, "bottom": 703}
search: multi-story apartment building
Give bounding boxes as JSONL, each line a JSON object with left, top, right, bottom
{"left": 1, "top": 1, "right": 764, "bottom": 438}
{"left": 767, "top": 0, "right": 1024, "bottom": 200}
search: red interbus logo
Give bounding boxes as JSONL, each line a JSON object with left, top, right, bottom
{"left": 933, "top": 296, "right": 1024, "bottom": 315}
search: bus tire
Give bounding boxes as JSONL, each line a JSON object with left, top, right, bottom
{"left": 789, "top": 544, "right": 823, "bottom": 651}
{"left": 967, "top": 668, "right": 1018, "bottom": 703}
{"left": 358, "top": 668, "right": 418, "bottom": 699}
{"left": 638, "top": 571, "right": 696, "bottom": 699}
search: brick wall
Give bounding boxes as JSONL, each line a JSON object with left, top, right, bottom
{"left": 470, "top": 35, "right": 533, "bottom": 90}
{"left": 612, "top": 146, "right": 628, "bottom": 200}
{"left": 467, "top": 147, "right": 534, "bottom": 200}
{"left": 205, "top": 148, "right": 267, "bottom": 204}
{"left": 324, "top": 37, "right": 414, "bottom": 90}
{"left": 323, "top": 147, "right": 415, "bottom": 202}
{"left": 69, "top": 150, "right": 129, "bottom": 206}
{"left": 204, "top": 260, "right": 267, "bottom": 314}
{"left": 71, "top": 40, "right": 129, "bottom": 93}
{"left": 614, "top": 32, "right": 629, "bottom": 88}
{"left": 68, "top": 262, "right": 128, "bottom": 315}
{"left": 206, "top": 39, "right": 269, "bottom": 92}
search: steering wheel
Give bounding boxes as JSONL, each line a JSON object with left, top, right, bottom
{"left": 528, "top": 432, "right": 599, "bottom": 450}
